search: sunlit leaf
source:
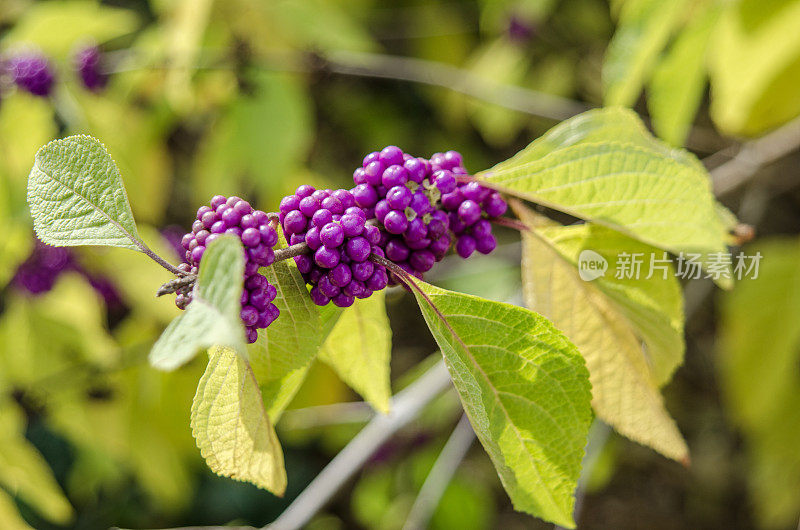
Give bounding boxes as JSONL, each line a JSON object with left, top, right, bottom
{"left": 516, "top": 205, "right": 688, "bottom": 462}
{"left": 480, "top": 110, "right": 732, "bottom": 285}
{"left": 412, "top": 281, "right": 592, "bottom": 528}
{"left": 0, "top": 401, "right": 73, "bottom": 524}
{"left": 648, "top": 5, "right": 718, "bottom": 146}
{"left": 149, "top": 236, "right": 246, "bottom": 370}
{"left": 1, "top": 0, "right": 139, "bottom": 58}
{"left": 319, "top": 291, "right": 392, "bottom": 414}
{"left": 709, "top": 0, "right": 800, "bottom": 136}
{"left": 191, "top": 346, "right": 287, "bottom": 495}
{"left": 27, "top": 135, "right": 141, "bottom": 250}
{"left": 250, "top": 258, "right": 330, "bottom": 421}
{"left": 603, "top": 0, "right": 688, "bottom": 106}
{"left": 193, "top": 70, "right": 312, "bottom": 202}
{"left": 0, "top": 488, "right": 32, "bottom": 530}
{"left": 719, "top": 237, "right": 800, "bottom": 528}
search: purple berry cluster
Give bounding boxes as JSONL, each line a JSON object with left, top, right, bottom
{"left": 1, "top": 46, "right": 111, "bottom": 98}
{"left": 351, "top": 146, "right": 506, "bottom": 282}
{"left": 433, "top": 155, "right": 507, "bottom": 259}
{"left": 74, "top": 45, "right": 108, "bottom": 92}
{"left": 6, "top": 51, "right": 55, "bottom": 97}
{"left": 177, "top": 196, "right": 280, "bottom": 344}
{"left": 13, "top": 241, "right": 73, "bottom": 294}
{"left": 280, "top": 186, "right": 389, "bottom": 307}
{"left": 13, "top": 239, "right": 124, "bottom": 308}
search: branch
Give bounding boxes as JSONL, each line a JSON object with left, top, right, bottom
{"left": 710, "top": 115, "right": 800, "bottom": 196}
{"left": 279, "top": 402, "right": 374, "bottom": 430}
{"left": 402, "top": 414, "right": 475, "bottom": 530}
{"left": 265, "top": 360, "right": 453, "bottom": 530}
{"left": 321, "top": 50, "right": 591, "bottom": 122}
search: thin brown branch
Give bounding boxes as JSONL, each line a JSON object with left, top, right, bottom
{"left": 321, "top": 50, "right": 591, "bottom": 122}
{"left": 710, "top": 115, "right": 800, "bottom": 196}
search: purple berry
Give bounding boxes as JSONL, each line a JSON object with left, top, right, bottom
{"left": 382, "top": 165, "right": 409, "bottom": 189}
{"left": 386, "top": 186, "right": 412, "bottom": 210}
{"left": 315, "top": 247, "right": 340, "bottom": 268}
{"left": 330, "top": 263, "right": 352, "bottom": 287}
{"left": 280, "top": 195, "right": 301, "bottom": 214}
{"left": 456, "top": 235, "right": 477, "bottom": 258}
{"left": 320, "top": 223, "right": 345, "bottom": 248}
{"left": 241, "top": 227, "right": 261, "bottom": 247}
{"left": 383, "top": 211, "right": 408, "bottom": 234}
{"left": 296, "top": 185, "right": 315, "bottom": 198}
{"left": 483, "top": 193, "right": 508, "bottom": 218}
{"left": 476, "top": 234, "right": 497, "bottom": 254}
{"left": 432, "top": 170, "right": 456, "bottom": 194}
{"left": 458, "top": 200, "right": 482, "bottom": 226}
{"left": 312, "top": 208, "right": 333, "bottom": 228}
{"left": 346, "top": 237, "right": 371, "bottom": 262}
{"left": 379, "top": 146, "right": 405, "bottom": 167}
{"left": 283, "top": 210, "right": 307, "bottom": 234}
{"left": 332, "top": 293, "right": 355, "bottom": 308}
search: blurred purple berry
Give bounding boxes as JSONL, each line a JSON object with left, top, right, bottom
{"left": 8, "top": 51, "right": 55, "bottom": 97}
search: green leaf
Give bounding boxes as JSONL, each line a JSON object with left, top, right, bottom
{"left": 0, "top": 401, "right": 73, "bottom": 524}
{"left": 480, "top": 111, "right": 730, "bottom": 262}
{"left": 719, "top": 237, "right": 800, "bottom": 528}
{"left": 249, "top": 258, "right": 331, "bottom": 421}
{"left": 193, "top": 71, "right": 312, "bottom": 202}
{"left": 648, "top": 5, "right": 718, "bottom": 146}
{"left": 463, "top": 40, "right": 531, "bottom": 146}
{"left": 149, "top": 235, "right": 246, "bottom": 370}
{"left": 27, "top": 135, "right": 141, "bottom": 251}
{"left": 709, "top": 0, "right": 800, "bottom": 136}
{"left": 0, "top": 488, "right": 33, "bottom": 530}
{"left": 603, "top": 0, "right": 688, "bottom": 106}
{"left": 486, "top": 107, "right": 704, "bottom": 176}
{"left": 1, "top": 1, "right": 139, "bottom": 58}
{"left": 319, "top": 291, "right": 392, "bottom": 414}
{"left": 411, "top": 281, "right": 592, "bottom": 527}
{"left": 191, "top": 346, "right": 287, "bottom": 496}
{"left": 516, "top": 205, "right": 688, "bottom": 462}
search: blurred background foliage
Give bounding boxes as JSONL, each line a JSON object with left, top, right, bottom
{"left": 0, "top": 0, "right": 799, "bottom": 528}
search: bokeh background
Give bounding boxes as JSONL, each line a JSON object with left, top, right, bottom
{"left": 1, "top": 0, "right": 800, "bottom": 529}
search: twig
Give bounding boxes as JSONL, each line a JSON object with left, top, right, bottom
{"left": 710, "top": 115, "right": 800, "bottom": 196}
{"left": 402, "top": 414, "right": 476, "bottom": 530}
{"left": 265, "top": 360, "right": 452, "bottom": 530}
{"left": 279, "top": 402, "right": 375, "bottom": 430}
{"left": 156, "top": 274, "right": 196, "bottom": 297}
{"left": 273, "top": 242, "right": 311, "bottom": 262}
{"left": 321, "top": 50, "right": 590, "bottom": 122}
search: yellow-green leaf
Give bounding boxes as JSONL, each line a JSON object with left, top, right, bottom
{"left": 149, "top": 235, "right": 247, "bottom": 370}
{"left": 191, "top": 346, "right": 287, "bottom": 496}
{"left": 719, "top": 237, "right": 800, "bottom": 528}
{"left": 319, "top": 291, "right": 392, "bottom": 414}
{"left": 709, "top": 0, "right": 800, "bottom": 136}
{"left": 0, "top": 489, "right": 33, "bottom": 530}
{"left": 250, "top": 258, "right": 330, "bottom": 421}
{"left": 648, "top": 4, "right": 718, "bottom": 146}
{"left": 603, "top": 0, "right": 689, "bottom": 106}
{"left": 412, "top": 281, "right": 592, "bottom": 528}
{"left": 516, "top": 205, "right": 688, "bottom": 462}
{"left": 0, "top": 402, "right": 74, "bottom": 524}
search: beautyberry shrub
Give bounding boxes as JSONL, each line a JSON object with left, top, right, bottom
{"left": 177, "top": 196, "right": 280, "bottom": 343}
